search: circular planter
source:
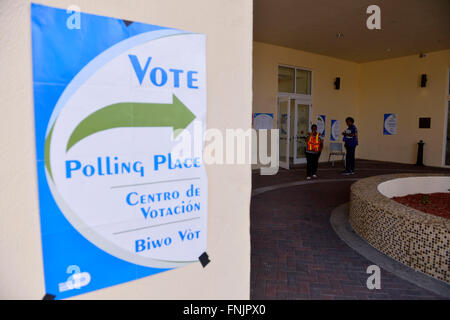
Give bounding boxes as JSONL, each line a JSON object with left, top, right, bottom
{"left": 349, "top": 174, "right": 450, "bottom": 283}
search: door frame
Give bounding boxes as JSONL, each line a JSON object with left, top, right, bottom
{"left": 277, "top": 95, "right": 312, "bottom": 168}
{"left": 277, "top": 64, "right": 313, "bottom": 169}
{"left": 444, "top": 99, "right": 450, "bottom": 167}
{"left": 293, "top": 100, "right": 313, "bottom": 165}
{"left": 277, "top": 97, "right": 291, "bottom": 169}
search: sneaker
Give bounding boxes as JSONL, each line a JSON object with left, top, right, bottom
{"left": 342, "top": 171, "right": 351, "bottom": 176}
{"left": 349, "top": 171, "right": 355, "bottom": 175}
{"left": 312, "top": 174, "right": 318, "bottom": 178}
{"left": 306, "top": 176, "right": 312, "bottom": 180}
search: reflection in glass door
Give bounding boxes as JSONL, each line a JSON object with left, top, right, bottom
{"left": 293, "top": 102, "right": 312, "bottom": 164}
{"left": 278, "top": 98, "right": 290, "bottom": 169}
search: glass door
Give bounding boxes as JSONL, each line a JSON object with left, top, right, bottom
{"left": 293, "top": 101, "right": 312, "bottom": 164}
{"left": 278, "top": 97, "right": 290, "bottom": 169}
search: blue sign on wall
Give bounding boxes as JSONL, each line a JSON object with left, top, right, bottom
{"left": 383, "top": 113, "right": 398, "bottom": 135}
{"left": 253, "top": 113, "right": 274, "bottom": 130}
{"left": 31, "top": 3, "right": 208, "bottom": 299}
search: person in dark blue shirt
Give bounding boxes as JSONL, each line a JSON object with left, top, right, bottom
{"left": 342, "top": 117, "right": 358, "bottom": 175}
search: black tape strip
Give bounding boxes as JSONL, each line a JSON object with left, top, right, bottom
{"left": 43, "top": 293, "right": 56, "bottom": 300}
{"left": 122, "top": 19, "right": 134, "bottom": 27}
{"left": 198, "top": 252, "right": 210, "bottom": 268}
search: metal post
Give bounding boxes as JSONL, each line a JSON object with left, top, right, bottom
{"left": 416, "top": 140, "right": 425, "bottom": 166}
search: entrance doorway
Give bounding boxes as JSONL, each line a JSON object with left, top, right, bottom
{"left": 277, "top": 65, "right": 312, "bottom": 169}
{"left": 278, "top": 97, "right": 312, "bottom": 169}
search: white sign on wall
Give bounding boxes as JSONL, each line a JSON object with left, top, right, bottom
{"left": 331, "top": 120, "right": 340, "bottom": 141}
{"left": 316, "top": 115, "right": 326, "bottom": 137}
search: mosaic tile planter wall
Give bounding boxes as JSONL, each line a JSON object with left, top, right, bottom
{"left": 349, "top": 174, "right": 450, "bottom": 283}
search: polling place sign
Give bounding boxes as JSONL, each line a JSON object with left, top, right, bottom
{"left": 31, "top": 3, "right": 207, "bottom": 299}
{"left": 330, "top": 120, "right": 340, "bottom": 141}
{"left": 383, "top": 113, "right": 397, "bottom": 135}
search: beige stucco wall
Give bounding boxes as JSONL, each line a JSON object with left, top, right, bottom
{"left": 253, "top": 42, "right": 450, "bottom": 167}
{"left": 357, "top": 50, "right": 450, "bottom": 167}
{"left": 253, "top": 41, "right": 361, "bottom": 162}
{"left": 0, "top": 0, "right": 252, "bottom": 299}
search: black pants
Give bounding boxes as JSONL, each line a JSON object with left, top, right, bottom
{"left": 306, "top": 152, "right": 320, "bottom": 176}
{"left": 345, "top": 146, "right": 356, "bottom": 172}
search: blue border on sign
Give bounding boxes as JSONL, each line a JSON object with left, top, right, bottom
{"left": 31, "top": 3, "right": 184, "bottom": 299}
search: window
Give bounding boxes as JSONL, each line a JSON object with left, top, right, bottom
{"left": 296, "top": 69, "right": 311, "bottom": 95}
{"left": 278, "top": 66, "right": 295, "bottom": 93}
{"left": 278, "top": 66, "right": 311, "bottom": 95}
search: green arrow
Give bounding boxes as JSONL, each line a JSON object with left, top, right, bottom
{"left": 44, "top": 122, "right": 56, "bottom": 180}
{"left": 66, "top": 94, "right": 195, "bottom": 152}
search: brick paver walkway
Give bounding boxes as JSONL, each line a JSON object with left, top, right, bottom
{"left": 250, "top": 160, "right": 450, "bottom": 300}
